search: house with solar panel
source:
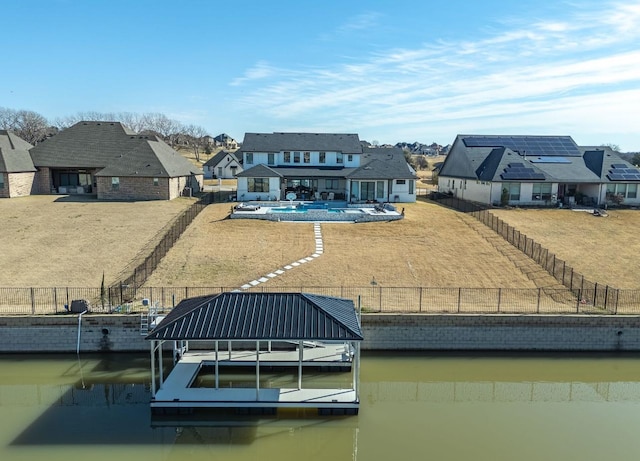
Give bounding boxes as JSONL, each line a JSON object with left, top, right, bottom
{"left": 438, "top": 135, "right": 640, "bottom": 207}
{"left": 236, "top": 132, "right": 417, "bottom": 203}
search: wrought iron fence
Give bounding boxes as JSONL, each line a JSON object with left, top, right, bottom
{"left": 1, "top": 285, "right": 638, "bottom": 315}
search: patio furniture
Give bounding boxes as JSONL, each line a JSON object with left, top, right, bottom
{"left": 328, "top": 192, "right": 335, "bottom": 200}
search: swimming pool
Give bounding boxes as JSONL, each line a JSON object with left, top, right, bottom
{"left": 270, "top": 205, "right": 364, "bottom": 214}
{"left": 230, "top": 201, "right": 403, "bottom": 222}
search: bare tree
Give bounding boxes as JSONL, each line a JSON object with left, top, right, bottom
{"left": 183, "top": 124, "right": 209, "bottom": 162}
{"left": 0, "top": 107, "right": 49, "bottom": 144}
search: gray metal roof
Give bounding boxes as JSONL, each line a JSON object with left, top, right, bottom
{"left": 29, "top": 121, "right": 202, "bottom": 178}
{"left": 241, "top": 132, "right": 362, "bottom": 154}
{"left": 145, "top": 292, "right": 363, "bottom": 342}
{"left": 0, "top": 130, "right": 35, "bottom": 173}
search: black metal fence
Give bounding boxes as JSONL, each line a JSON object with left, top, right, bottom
{"left": 431, "top": 194, "right": 626, "bottom": 313}
{"left": 1, "top": 285, "right": 639, "bottom": 315}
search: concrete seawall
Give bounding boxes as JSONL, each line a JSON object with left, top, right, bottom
{"left": 1, "top": 313, "right": 640, "bottom": 353}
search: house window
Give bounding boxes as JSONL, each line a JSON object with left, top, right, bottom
{"left": 218, "top": 167, "right": 223, "bottom": 177}
{"left": 248, "top": 178, "right": 269, "bottom": 192}
{"left": 284, "top": 152, "right": 291, "bottom": 163}
{"left": 505, "top": 183, "right": 520, "bottom": 201}
{"left": 376, "top": 181, "right": 384, "bottom": 197}
{"left": 396, "top": 179, "right": 406, "bottom": 185}
{"left": 336, "top": 153, "right": 343, "bottom": 164}
{"left": 304, "top": 152, "right": 310, "bottom": 163}
{"left": 245, "top": 153, "right": 253, "bottom": 164}
{"left": 0, "top": 173, "right": 4, "bottom": 188}
{"left": 326, "top": 179, "right": 339, "bottom": 189}
{"left": 347, "top": 154, "right": 353, "bottom": 162}
{"left": 532, "top": 183, "right": 552, "bottom": 200}
{"left": 293, "top": 152, "right": 300, "bottom": 163}
{"left": 628, "top": 183, "right": 637, "bottom": 198}
{"left": 319, "top": 152, "right": 326, "bottom": 163}
{"left": 153, "top": 178, "right": 159, "bottom": 186}
{"left": 111, "top": 177, "right": 119, "bottom": 190}
{"left": 268, "top": 153, "right": 275, "bottom": 165}
{"left": 409, "top": 180, "right": 414, "bottom": 194}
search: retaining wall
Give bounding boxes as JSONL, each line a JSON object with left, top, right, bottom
{"left": 2, "top": 313, "right": 640, "bottom": 353}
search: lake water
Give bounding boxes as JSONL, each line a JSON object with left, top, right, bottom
{"left": 2, "top": 352, "right": 640, "bottom": 461}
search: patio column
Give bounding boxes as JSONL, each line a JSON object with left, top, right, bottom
{"left": 354, "top": 342, "right": 361, "bottom": 398}
{"left": 158, "top": 341, "right": 164, "bottom": 385}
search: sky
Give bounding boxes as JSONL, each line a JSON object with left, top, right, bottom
{"left": 2, "top": 0, "right": 640, "bottom": 151}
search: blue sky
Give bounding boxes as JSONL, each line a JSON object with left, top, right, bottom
{"left": 3, "top": 0, "right": 640, "bottom": 150}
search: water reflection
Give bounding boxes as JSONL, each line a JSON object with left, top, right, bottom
{"left": 2, "top": 352, "right": 640, "bottom": 461}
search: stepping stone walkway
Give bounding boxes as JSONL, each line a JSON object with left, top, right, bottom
{"left": 240, "top": 222, "right": 323, "bottom": 290}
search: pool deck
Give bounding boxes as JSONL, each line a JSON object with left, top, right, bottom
{"left": 231, "top": 201, "right": 402, "bottom": 222}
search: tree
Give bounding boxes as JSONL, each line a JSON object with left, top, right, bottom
{"left": 631, "top": 153, "right": 640, "bottom": 167}
{"left": 0, "top": 106, "right": 49, "bottom": 144}
{"left": 183, "top": 124, "right": 209, "bottom": 163}
{"left": 600, "top": 143, "right": 621, "bottom": 152}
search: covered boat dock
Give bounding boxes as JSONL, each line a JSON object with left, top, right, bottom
{"left": 146, "top": 292, "right": 363, "bottom": 415}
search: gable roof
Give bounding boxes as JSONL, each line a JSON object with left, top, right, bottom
{"left": 203, "top": 150, "right": 241, "bottom": 168}
{"left": 29, "top": 121, "right": 202, "bottom": 178}
{"left": 145, "top": 292, "right": 363, "bottom": 342}
{"left": 0, "top": 130, "right": 36, "bottom": 173}
{"left": 351, "top": 147, "right": 417, "bottom": 179}
{"left": 440, "top": 135, "right": 640, "bottom": 184}
{"left": 241, "top": 132, "right": 362, "bottom": 155}
{"left": 236, "top": 163, "right": 283, "bottom": 178}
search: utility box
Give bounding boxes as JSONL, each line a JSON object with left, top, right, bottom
{"left": 70, "top": 299, "right": 90, "bottom": 313}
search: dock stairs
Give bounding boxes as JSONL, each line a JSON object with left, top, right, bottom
{"left": 140, "top": 299, "right": 163, "bottom": 335}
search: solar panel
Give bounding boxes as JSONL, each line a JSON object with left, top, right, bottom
{"left": 611, "top": 164, "right": 627, "bottom": 169}
{"left": 463, "top": 136, "right": 581, "bottom": 157}
{"left": 529, "top": 157, "right": 571, "bottom": 164}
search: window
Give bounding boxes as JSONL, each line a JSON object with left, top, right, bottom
{"left": 336, "top": 153, "right": 343, "bottom": 164}
{"left": 376, "top": 181, "right": 384, "bottom": 198}
{"left": 284, "top": 151, "right": 291, "bottom": 163}
{"left": 293, "top": 151, "right": 300, "bottom": 163}
{"left": 0, "top": 173, "right": 4, "bottom": 188}
{"left": 303, "top": 152, "right": 310, "bottom": 163}
{"left": 628, "top": 183, "right": 637, "bottom": 198}
{"left": 268, "top": 153, "right": 275, "bottom": 165}
{"left": 409, "top": 180, "right": 414, "bottom": 194}
{"left": 245, "top": 152, "right": 253, "bottom": 164}
{"left": 396, "top": 179, "right": 406, "bottom": 185}
{"left": 111, "top": 177, "right": 119, "bottom": 190}
{"left": 347, "top": 154, "right": 353, "bottom": 162}
{"left": 505, "top": 183, "right": 520, "bottom": 201}
{"left": 153, "top": 177, "right": 159, "bottom": 186}
{"left": 532, "top": 183, "right": 552, "bottom": 201}
{"left": 248, "top": 178, "right": 269, "bottom": 192}
{"left": 325, "top": 179, "right": 339, "bottom": 189}
{"left": 319, "top": 152, "right": 326, "bottom": 163}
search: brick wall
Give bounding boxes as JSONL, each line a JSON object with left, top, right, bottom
{"left": 97, "top": 176, "right": 170, "bottom": 201}
{"left": 2, "top": 314, "right": 640, "bottom": 353}
{"left": 33, "top": 167, "right": 52, "bottom": 194}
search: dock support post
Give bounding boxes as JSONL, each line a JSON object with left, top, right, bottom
{"left": 298, "top": 340, "right": 303, "bottom": 389}
{"left": 150, "top": 341, "right": 156, "bottom": 397}
{"left": 228, "top": 341, "right": 232, "bottom": 360}
{"left": 256, "top": 341, "right": 260, "bottom": 400}
{"left": 354, "top": 341, "right": 360, "bottom": 398}
{"left": 159, "top": 342, "right": 164, "bottom": 385}
{"left": 215, "top": 340, "right": 219, "bottom": 389}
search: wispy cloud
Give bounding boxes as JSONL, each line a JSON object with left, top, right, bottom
{"left": 231, "top": 2, "right": 640, "bottom": 147}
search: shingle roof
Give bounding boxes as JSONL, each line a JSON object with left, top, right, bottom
{"left": 145, "top": 292, "right": 363, "bottom": 342}
{"left": 241, "top": 132, "right": 362, "bottom": 155}
{"left": 351, "top": 147, "right": 417, "bottom": 179}
{"left": 0, "top": 130, "right": 35, "bottom": 173}
{"left": 440, "top": 135, "right": 639, "bottom": 184}
{"left": 236, "top": 164, "right": 283, "bottom": 177}
{"left": 203, "top": 150, "right": 240, "bottom": 168}
{"left": 29, "top": 121, "right": 201, "bottom": 178}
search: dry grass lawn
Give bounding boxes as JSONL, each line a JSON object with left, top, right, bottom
{"left": 145, "top": 200, "right": 538, "bottom": 289}
{"left": 0, "top": 195, "right": 195, "bottom": 287}
{"left": 490, "top": 208, "right": 640, "bottom": 288}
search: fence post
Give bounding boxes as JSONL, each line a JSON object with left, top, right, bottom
{"left": 614, "top": 288, "right": 619, "bottom": 314}
{"left": 457, "top": 288, "right": 461, "bottom": 313}
{"left": 537, "top": 288, "right": 541, "bottom": 313}
{"left": 379, "top": 286, "right": 382, "bottom": 312}
{"left": 562, "top": 262, "right": 566, "bottom": 285}
{"left": 569, "top": 267, "right": 573, "bottom": 291}
{"left": 30, "top": 287, "right": 35, "bottom": 314}
{"left": 53, "top": 287, "right": 58, "bottom": 313}
{"left": 604, "top": 285, "right": 609, "bottom": 312}
{"left": 497, "top": 288, "right": 501, "bottom": 313}
{"left": 419, "top": 287, "right": 423, "bottom": 312}
{"left": 552, "top": 255, "right": 556, "bottom": 279}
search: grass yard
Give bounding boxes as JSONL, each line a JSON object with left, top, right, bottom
{"left": 0, "top": 195, "right": 195, "bottom": 287}
{"left": 490, "top": 208, "right": 640, "bottom": 288}
{"left": 144, "top": 200, "right": 538, "bottom": 289}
